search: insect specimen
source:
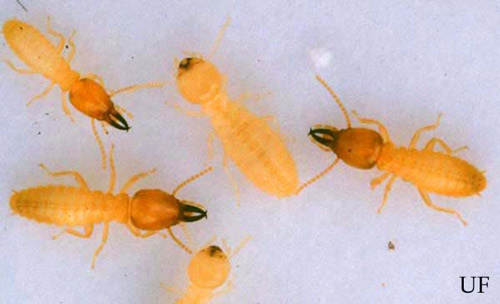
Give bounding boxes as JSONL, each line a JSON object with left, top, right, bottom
{"left": 9, "top": 146, "right": 210, "bottom": 268}
{"left": 388, "top": 241, "right": 395, "bottom": 251}
{"left": 175, "top": 19, "right": 299, "bottom": 199}
{"left": 167, "top": 237, "right": 251, "bottom": 304}
{"left": 300, "top": 74, "right": 486, "bottom": 225}
{"left": 2, "top": 18, "right": 163, "bottom": 167}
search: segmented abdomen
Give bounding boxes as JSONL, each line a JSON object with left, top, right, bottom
{"left": 378, "top": 147, "right": 486, "bottom": 196}
{"left": 10, "top": 186, "right": 128, "bottom": 226}
{"left": 206, "top": 98, "right": 299, "bottom": 197}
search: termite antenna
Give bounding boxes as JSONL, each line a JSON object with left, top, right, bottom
{"left": 295, "top": 158, "right": 340, "bottom": 195}
{"left": 173, "top": 166, "right": 213, "bottom": 196}
{"left": 228, "top": 235, "right": 252, "bottom": 259}
{"left": 315, "top": 74, "right": 351, "bottom": 128}
{"left": 209, "top": 17, "right": 231, "bottom": 58}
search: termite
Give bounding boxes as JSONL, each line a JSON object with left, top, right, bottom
{"left": 2, "top": 18, "right": 163, "bottom": 167}
{"left": 298, "top": 74, "right": 486, "bottom": 226}
{"left": 166, "top": 237, "right": 251, "bottom": 304}
{"left": 175, "top": 19, "right": 299, "bottom": 199}
{"left": 9, "top": 145, "right": 211, "bottom": 268}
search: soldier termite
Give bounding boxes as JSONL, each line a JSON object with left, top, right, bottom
{"left": 298, "top": 74, "right": 486, "bottom": 226}
{"left": 9, "top": 145, "right": 211, "bottom": 268}
{"left": 2, "top": 18, "right": 164, "bottom": 168}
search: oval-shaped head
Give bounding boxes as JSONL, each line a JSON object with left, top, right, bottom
{"left": 188, "top": 245, "right": 230, "bottom": 289}
{"left": 69, "top": 79, "right": 129, "bottom": 130}
{"left": 176, "top": 57, "right": 223, "bottom": 104}
{"left": 310, "top": 127, "right": 384, "bottom": 169}
{"left": 130, "top": 189, "right": 207, "bottom": 230}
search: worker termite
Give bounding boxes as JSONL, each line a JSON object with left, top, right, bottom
{"left": 2, "top": 18, "right": 163, "bottom": 168}
{"left": 174, "top": 19, "right": 299, "bottom": 199}
{"left": 9, "top": 146, "right": 211, "bottom": 268}
{"left": 165, "top": 236, "right": 251, "bottom": 304}
{"left": 298, "top": 74, "right": 486, "bottom": 226}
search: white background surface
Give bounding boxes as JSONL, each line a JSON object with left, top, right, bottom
{"left": 1, "top": 0, "right": 500, "bottom": 303}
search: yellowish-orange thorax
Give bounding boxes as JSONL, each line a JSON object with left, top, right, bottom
{"left": 188, "top": 246, "right": 230, "bottom": 289}
{"left": 69, "top": 79, "right": 114, "bottom": 120}
{"left": 333, "top": 128, "right": 384, "bottom": 169}
{"left": 130, "top": 189, "right": 180, "bottom": 230}
{"left": 177, "top": 57, "right": 223, "bottom": 104}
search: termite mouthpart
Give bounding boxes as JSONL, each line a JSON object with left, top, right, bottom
{"left": 309, "top": 128, "right": 336, "bottom": 148}
{"left": 107, "top": 110, "right": 130, "bottom": 131}
{"left": 179, "top": 57, "right": 193, "bottom": 70}
{"left": 180, "top": 203, "right": 207, "bottom": 222}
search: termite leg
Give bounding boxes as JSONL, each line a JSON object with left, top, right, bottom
{"left": 61, "top": 93, "right": 75, "bottom": 122}
{"left": 352, "top": 111, "right": 391, "bottom": 143}
{"left": 172, "top": 166, "right": 214, "bottom": 196}
{"left": 377, "top": 175, "right": 397, "bottom": 213}
{"left": 167, "top": 227, "right": 192, "bottom": 254}
{"left": 107, "top": 145, "right": 116, "bottom": 193}
{"left": 127, "top": 223, "right": 158, "bottom": 238}
{"left": 370, "top": 172, "right": 391, "bottom": 190}
{"left": 2, "top": 59, "right": 37, "bottom": 74}
{"left": 295, "top": 158, "right": 340, "bottom": 195}
{"left": 417, "top": 188, "right": 467, "bottom": 226}
{"left": 39, "top": 163, "right": 89, "bottom": 190}
{"left": 119, "top": 169, "right": 157, "bottom": 193}
{"left": 223, "top": 154, "right": 241, "bottom": 207}
{"left": 46, "top": 16, "right": 65, "bottom": 53}
{"left": 424, "top": 138, "right": 468, "bottom": 154}
{"left": 53, "top": 224, "right": 93, "bottom": 240}
{"left": 26, "top": 82, "right": 55, "bottom": 106}
{"left": 108, "top": 82, "right": 165, "bottom": 97}
{"left": 168, "top": 102, "right": 204, "bottom": 117}
{"left": 409, "top": 114, "right": 441, "bottom": 149}
{"left": 91, "top": 222, "right": 109, "bottom": 269}
{"left": 91, "top": 119, "right": 107, "bottom": 170}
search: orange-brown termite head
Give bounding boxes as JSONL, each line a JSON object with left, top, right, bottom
{"left": 69, "top": 78, "right": 129, "bottom": 130}
{"left": 188, "top": 245, "right": 231, "bottom": 289}
{"left": 309, "top": 126, "right": 384, "bottom": 169}
{"left": 129, "top": 189, "right": 207, "bottom": 230}
{"left": 176, "top": 57, "right": 223, "bottom": 105}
